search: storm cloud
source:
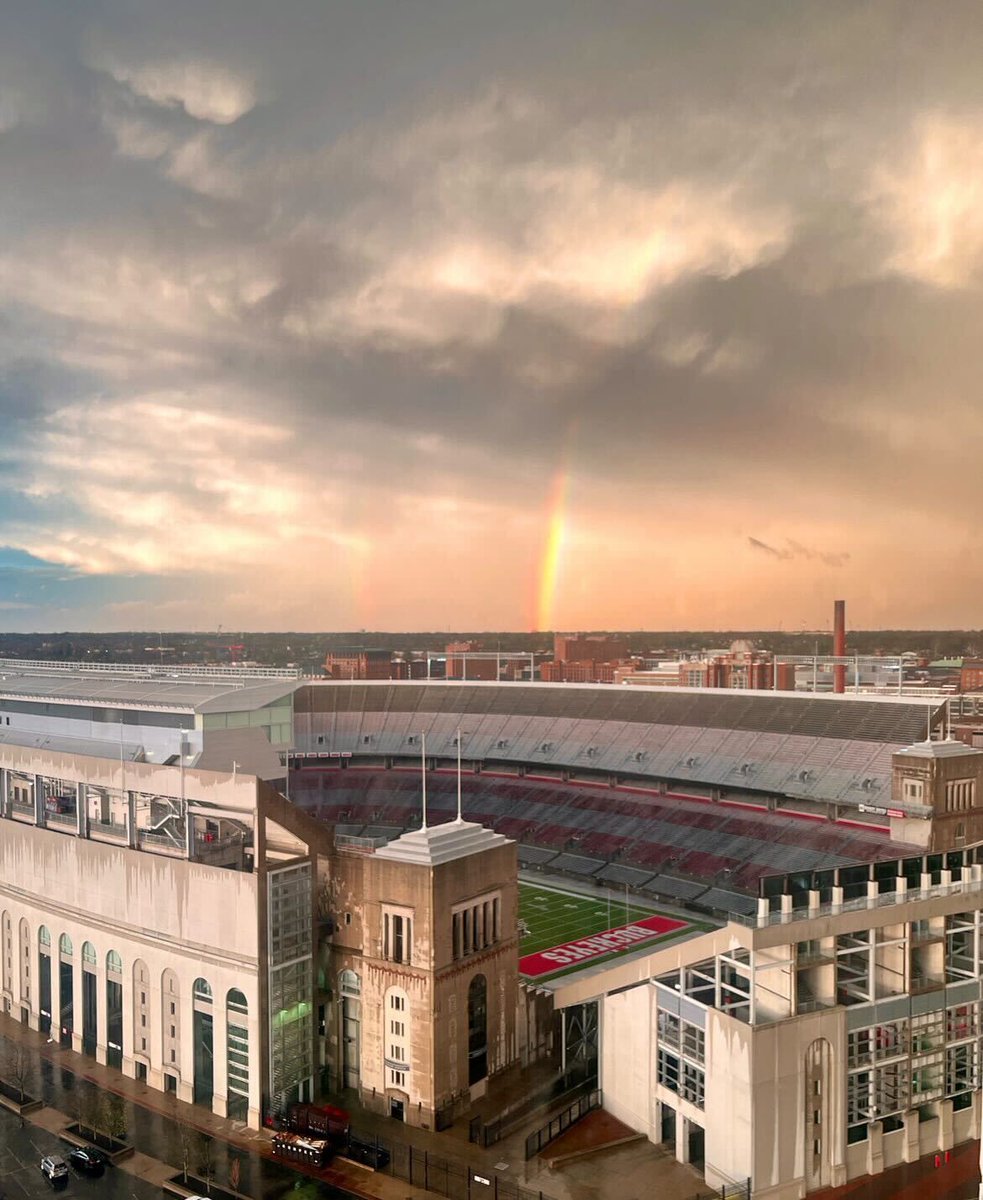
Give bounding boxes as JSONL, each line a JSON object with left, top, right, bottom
{"left": 1, "top": 1, "right": 982, "bottom": 630}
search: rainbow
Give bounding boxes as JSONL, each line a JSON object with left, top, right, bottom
{"left": 535, "top": 466, "right": 569, "bottom": 631}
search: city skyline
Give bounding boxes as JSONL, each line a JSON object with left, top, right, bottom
{"left": 2, "top": 2, "right": 983, "bottom": 631}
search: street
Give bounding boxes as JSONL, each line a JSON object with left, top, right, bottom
{"left": 0, "top": 1029, "right": 360, "bottom": 1200}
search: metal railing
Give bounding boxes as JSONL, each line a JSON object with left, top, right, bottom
{"left": 347, "top": 1126, "right": 556, "bottom": 1200}
{"left": 524, "top": 1088, "right": 602, "bottom": 1160}
{"left": 735, "top": 874, "right": 983, "bottom": 929}
{"left": 693, "top": 1175, "right": 751, "bottom": 1200}
{"left": 0, "top": 657, "right": 302, "bottom": 680}
{"left": 88, "top": 821, "right": 128, "bottom": 840}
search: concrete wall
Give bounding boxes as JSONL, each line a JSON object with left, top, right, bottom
{"left": 0, "top": 820, "right": 263, "bottom": 1126}
{"left": 600, "top": 985, "right": 653, "bottom": 1135}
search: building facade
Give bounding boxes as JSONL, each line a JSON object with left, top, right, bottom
{"left": 322, "top": 820, "right": 520, "bottom": 1129}
{"left": 0, "top": 744, "right": 324, "bottom": 1128}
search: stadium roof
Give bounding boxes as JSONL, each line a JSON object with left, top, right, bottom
{"left": 0, "top": 671, "right": 297, "bottom": 713}
{"left": 302, "top": 681, "right": 943, "bottom": 745}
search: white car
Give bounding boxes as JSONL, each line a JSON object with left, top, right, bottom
{"left": 39, "top": 1155, "right": 69, "bottom": 1184}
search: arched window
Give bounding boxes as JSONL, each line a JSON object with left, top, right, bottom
{"left": 193, "top": 977, "right": 213, "bottom": 1004}
{"left": 59, "top": 933, "right": 73, "bottom": 957}
{"left": 226, "top": 989, "right": 249, "bottom": 1120}
{"left": 468, "top": 974, "right": 488, "bottom": 1086}
{"left": 107, "top": 950, "right": 123, "bottom": 976}
{"left": 340, "top": 969, "right": 361, "bottom": 997}
{"left": 82, "top": 941, "right": 97, "bottom": 968}
{"left": 39, "top": 926, "right": 51, "bottom": 949}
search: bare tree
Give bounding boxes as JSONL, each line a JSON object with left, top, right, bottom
{"left": 1, "top": 1041, "right": 32, "bottom": 1103}
{"left": 177, "top": 1120, "right": 195, "bottom": 1184}
{"left": 197, "top": 1132, "right": 216, "bottom": 1195}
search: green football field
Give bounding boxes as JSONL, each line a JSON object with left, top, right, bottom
{"left": 518, "top": 881, "right": 663, "bottom": 955}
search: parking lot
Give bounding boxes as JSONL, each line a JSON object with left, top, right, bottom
{"left": 0, "top": 1108, "right": 163, "bottom": 1200}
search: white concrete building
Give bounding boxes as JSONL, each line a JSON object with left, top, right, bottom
{"left": 0, "top": 740, "right": 324, "bottom": 1129}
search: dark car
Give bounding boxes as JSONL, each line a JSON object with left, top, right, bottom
{"left": 345, "top": 1138, "right": 390, "bottom": 1169}
{"left": 68, "top": 1146, "right": 110, "bottom": 1175}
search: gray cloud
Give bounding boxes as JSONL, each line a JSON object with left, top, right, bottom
{"left": 1, "top": 1, "right": 983, "bottom": 626}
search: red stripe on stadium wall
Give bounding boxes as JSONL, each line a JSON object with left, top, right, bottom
{"left": 519, "top": 914, "right": 688, "bottom": 977}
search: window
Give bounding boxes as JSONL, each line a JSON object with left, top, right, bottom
{"left": 389, "top": 1069, "right": 405, "bottom": 1088}
{"left": 452, "top": 893, "right": 502, "bottom": 960}
{"left": 657, "top": 1049, "right": 679, "bottom": 1093}
{"left": 389, "top": 993, "right": 406, "bottom": 1012}
{"left": 903, "top": 778, "right": 925, "bottom": 802}
{"left": 945, "top": 779, "right": 976, "bottom": 812}
{"left": 383, "top": 910, "right": 413, "bottom": 965}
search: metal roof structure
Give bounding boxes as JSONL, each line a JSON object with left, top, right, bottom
{"left": 295, "top": 681, "right": 945, "bottom": 808}
{"left": 0, "top": 670, "right": 298, "bottom": 713}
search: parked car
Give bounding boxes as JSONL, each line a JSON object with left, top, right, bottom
{"left": 68, "top": 1146, "right": 110, "bottom": 1175}
{"left": 345, "top": 1137, "right": 391, "bottom": 1169}
{"left": 39, "top": 1156, "right": 69, "bottom": 1188}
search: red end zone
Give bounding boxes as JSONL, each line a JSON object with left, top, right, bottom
{"left": 520, "top": 914, "right": 688, "bottom": 977}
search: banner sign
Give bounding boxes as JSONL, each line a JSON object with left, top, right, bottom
{"left": 520, "top": 914, "right": 687, "bottom": 977}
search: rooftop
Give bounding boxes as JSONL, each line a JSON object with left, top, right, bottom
{"left": 374, "top": 818, "right": 512, "bottom": 866}
{"left": 0, "top": 669, "right": 298, "bottom": 713}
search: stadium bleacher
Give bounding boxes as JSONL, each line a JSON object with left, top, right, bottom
{"left": 294, "top": 682, "right": 943, "bottom": 808}
{"left": 294, "top": 767, "right": 923, "bottom": 915}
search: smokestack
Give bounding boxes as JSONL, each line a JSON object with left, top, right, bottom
{"left": 833, "top": 599, "right": 846, "bottom": 694}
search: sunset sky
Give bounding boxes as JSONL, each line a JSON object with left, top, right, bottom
{"left": 2, "top": 1, "right": 983, "bottom": 632}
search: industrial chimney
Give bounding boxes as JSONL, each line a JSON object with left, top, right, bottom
{"left": 833, "top": 599, "right": 846, "bottom": 694}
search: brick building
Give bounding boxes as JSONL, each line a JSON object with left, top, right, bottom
{"left": 324, "top": 648, "right": 394, "bottom": 680}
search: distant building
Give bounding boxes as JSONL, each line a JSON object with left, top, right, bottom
{"left": 960, "top": 659, "right": 983, "bottom": 693}
{"left": 445, "top": 642, "right": 497, "bottom": 682}
{"left": 675, "top": 642, "right": 795, "bottom": 691}
{"left": 324, "top": 648, "right": 394, "bottom": 681}
{"left": 553, "top": 633, "right": 629, "bottom": 664}
{"left": 541, "top": 659, "right": 622, "bottom": 684}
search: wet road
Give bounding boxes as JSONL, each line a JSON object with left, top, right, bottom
{"left": 0, "top": 1104, "right": 159, "bottom": 1200}
{"left": 1, "top": 1032, "right": 356, "bottom": 1200}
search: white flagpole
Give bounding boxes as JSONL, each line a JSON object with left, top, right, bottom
{"left": 421, "top": 733, "right": 428, "bottom": 829}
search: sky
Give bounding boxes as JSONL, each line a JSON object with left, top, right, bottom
{"left": 2, "top": 1, "right": 983, "bottom": 632}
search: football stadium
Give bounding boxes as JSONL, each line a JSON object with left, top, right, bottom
{"left": 291, "top": 679, "right": 983, "bottom": 1200}
{"left": 1, "top": 666, "right": 983, "bottom": 1200}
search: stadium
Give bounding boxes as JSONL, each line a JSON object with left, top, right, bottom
{"left": 291, "top": 680, "right": 983, "bottom": 1200}
{"left": 1, "top": 666, "right": 983, "bottom": 1200}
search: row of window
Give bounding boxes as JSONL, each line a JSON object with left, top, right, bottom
{"left": 847, "top": 1005, "right": 979, "bottom": 1068}
{"left": 847, "top": 1042, "right": 977, "bottom": 1127}
{"left": 656, "top": 1010, "right": 706, "bottom": 1065}
{"left": 657, "top": 1049, "right": 705, "bottom": 1108}
{"left": 452, "top": 896, "right": 501, "bottom": 961}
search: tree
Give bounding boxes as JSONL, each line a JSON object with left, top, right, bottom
{"left": 102, "top": 1093, "right": 127, "bottom": 1143}
{"left": 1, "top": 1040, "right": 32, "bottom": 1103}
{"left": 197, "top": 1132, "right": 216, "bottom": 1195}
{"left": 77, "top": 1085, "right": 102, "bottom": 1140}
{"left": 177, "top": 1121, "right": 196, "bottom": 1184}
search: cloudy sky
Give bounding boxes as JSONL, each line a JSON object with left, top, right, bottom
{"left": 2, "top": 1, "right": 982, "bottom": 632}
